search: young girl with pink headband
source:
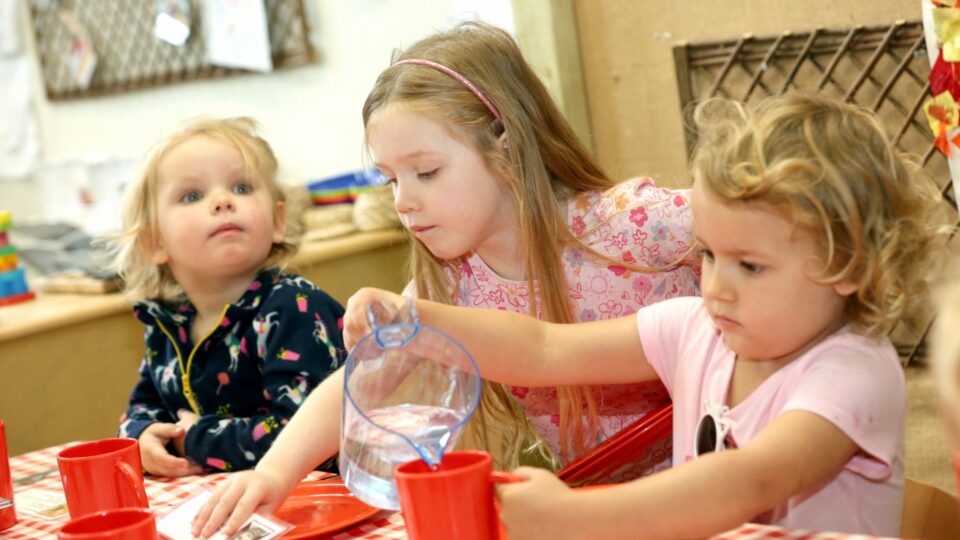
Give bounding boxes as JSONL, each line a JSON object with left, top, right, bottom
{"left": 193, "top": 21, "right": 698, "bottom": 537}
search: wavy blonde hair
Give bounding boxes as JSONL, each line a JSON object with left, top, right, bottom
{"left": 362, "top": 22, "right": 679, "bottom": 469}
{"left": 106, "top": 117, "right": 305, "bottom": 302}
{"left": 691, "top": 94, "right": 948, "bottom": 336}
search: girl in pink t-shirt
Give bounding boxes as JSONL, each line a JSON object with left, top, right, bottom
{"left": 343, "top": 94, "right": 948, "bottom": 537}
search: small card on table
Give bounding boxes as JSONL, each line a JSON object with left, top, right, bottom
{"left": 157, "top": 489, "right": 291, "bottom": 540}
{"left": 14, "top": 488, "right": 69, "bottom": 520}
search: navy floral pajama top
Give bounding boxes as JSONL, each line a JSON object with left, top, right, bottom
{"left": 118, "top": 269, "right": 345, "bottom": 472}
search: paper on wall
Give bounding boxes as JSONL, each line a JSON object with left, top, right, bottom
{"left": 0, "top": 0, "right": 22, "bottom": 56}
{"left": 0, "top": 56, "right": 39, "bottom": 180}
{"left": 58, "top": 9, "right": 98, "bottom": 90}
{"left": 155, "top": 0, "right": 192, "bottom": 46}
{"left": 202, "top": 0, "right": 273, "bottom": 73}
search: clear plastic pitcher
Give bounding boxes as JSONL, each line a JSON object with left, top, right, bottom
{"left": 340, "top": 300, "right": 481, "bottom": 510}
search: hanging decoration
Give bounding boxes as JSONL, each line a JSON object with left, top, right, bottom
{"left": 925, "top": 1, "right": 960, "bottom": 158}
{"left": 924, "top": 91, "right": 960, "bottom": 156}
{"left": 931, "top": 51, "right": 960, "bottom": 99}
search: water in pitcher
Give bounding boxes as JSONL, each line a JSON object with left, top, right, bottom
{"left": 341, "top": 403, "right": 465, "bottom": 510}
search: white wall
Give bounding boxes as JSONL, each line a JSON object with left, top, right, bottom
{"left": 1, "top": 0, "right": 512, "bottom": 226}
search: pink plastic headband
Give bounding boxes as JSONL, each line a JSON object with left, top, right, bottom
{"left": 394, "top": 58, "right": 502, "bottom": 123}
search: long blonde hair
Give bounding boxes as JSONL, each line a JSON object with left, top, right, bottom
{"left": 107, "top": 117, "right": 304, "bottom": 302}
{"left": 692, "top": 94, "right": 948, "bottom": 336}
{"left": 362, "top": 22, "right": 630, "bottom": 468}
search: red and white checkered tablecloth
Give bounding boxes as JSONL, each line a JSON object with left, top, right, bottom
{"left": 707, "top": 523, "right": 894, "bottom": 540}
{"left": 0, "top": 443, "right": 407, "bottom": 540}
{"left": 0, "top": 444, "right": 888, "bottom": 540}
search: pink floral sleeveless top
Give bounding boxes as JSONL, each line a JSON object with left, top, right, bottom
{"left": 411, "top": 178, "right": 700, "bottom": 481}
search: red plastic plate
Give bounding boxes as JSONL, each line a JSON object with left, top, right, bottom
{"left": 274, "top": 477, "right": 380, "bottom": 539}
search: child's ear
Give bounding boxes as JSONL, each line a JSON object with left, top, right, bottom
{"left": 833, "top": 279, "right": 858, "bottom": 297}
{"left": 272, "top": 201, "right": 287, "bottom": 244}
{"left": 497, "top": 132, "right": 509, "bottom": 155}
{"left": 141, "top": 230, "right": 169, "bottom": 265}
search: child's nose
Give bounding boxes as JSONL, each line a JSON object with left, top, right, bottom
{"left": 212, "top": 194, "right": 235, "bottom": 213}
{"left": 392, "top": 179, "right": 419, "bottom": 214}
{"left": 701, "top": 267, "right": 733, "bottom": 302}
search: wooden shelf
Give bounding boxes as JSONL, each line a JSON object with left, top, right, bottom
{"left": 0, "top": 229, "right": 405, "bottom": 343}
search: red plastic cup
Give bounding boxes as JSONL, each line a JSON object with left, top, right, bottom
{"left": 394, "top": 451, "right": 520, "bottom": 540}
{"left": 58, "top": 508, "right": 158, "bottom": 540}
{"left": 0, "top": 419, "right": 16, "bottom": 531}
{"left": 57, "top": 439, "right": 149, "bottom": 519}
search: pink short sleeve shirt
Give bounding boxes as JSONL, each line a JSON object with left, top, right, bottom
{"left": 637, "top": 297, "right": 905, "bottom": 536}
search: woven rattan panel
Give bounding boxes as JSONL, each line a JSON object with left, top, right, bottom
{"left": 673, "top": 21, "right": 960, "bottom": 364}
{"left": 30, "top": 0, "right": 313, "bottom": 100}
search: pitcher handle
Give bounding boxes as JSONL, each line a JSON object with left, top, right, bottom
{"left": 115, "top": 461, "right": 149, "bottom": 509}
{"left": 369, "top": 299, "right": 420, "bottom": 349}
{"left": 366, "top": 300, "right": 395, "bottom": 333}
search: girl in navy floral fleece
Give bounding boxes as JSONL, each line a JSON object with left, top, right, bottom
{"left": 109, "top": 117, "right": 344, "bottom": 477}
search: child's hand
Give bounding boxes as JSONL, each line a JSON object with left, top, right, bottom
{"left": 191, "top": 470, "right": 289, "bottom": 538}
{"left": 139, "top": 422, "right": 203, "bottom": 477}
{"left": 497, "top": 467, "right": 581, "bottom": 540}
{"left": 176, "top": 408, "right": 200, "bottom": 428}
{"left": 172, "top": 409, "right": 200, "bottom": 457}
{"left": 343, "top": 287, "right": 407, "bottom": 350}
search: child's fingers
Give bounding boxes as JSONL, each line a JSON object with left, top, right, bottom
{"left": 343, "top": 288, "right": 386, "bottom": 350}
{"left": 220, "top": 490, "right": 272, "bottom": 538}
{"left": 341, "top": 304, "right": 367, "bottom": 351}
{"left": 146, "top": 452, "right": 195, "bottom": 477}
{"left": 160, "top": 461, "right": 203, "bottom": 478}
{"left": 140, "top": 433, "right": 194, "bottom": 477}
{"left": 147, "top": 422, "right": 184, "bottom": 441}
{"left": 342, "top": 315, "right": 369, "bottom": 351}
{"left": 510, "top": 466, "right": 550, "bottom": 482}
{"left": 191, "top": 482, "right": 230, "bottom": 537}
{"left": 176, "top": 409, "right": 200, "bottom": 425}
{"left": 495, "top": 467, "right": 554, "bottom": 498}
{"left": 196, "top": 479, "right": 261, "bottom": 538}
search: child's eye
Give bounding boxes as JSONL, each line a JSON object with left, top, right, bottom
{"left": 417, "top": 168, "right": 439, "bottom": 180}
{"left": 233, "top": 183, "right": 252, "bottom": 195}
{"left": 373, "top": 170, "right": 395, "bottom": 185}
{"left": 180, "top": 191, "right": 202, "bottom": 203}
{"left": 740, "top": 261, "right": 764, "bottom": 274}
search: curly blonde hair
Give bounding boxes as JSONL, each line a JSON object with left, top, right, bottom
{"left": 691, "top": 94, "right": 948, "bottom": 336}
{"left": 106, "top": 117, "right": 305, "bottom": 302}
